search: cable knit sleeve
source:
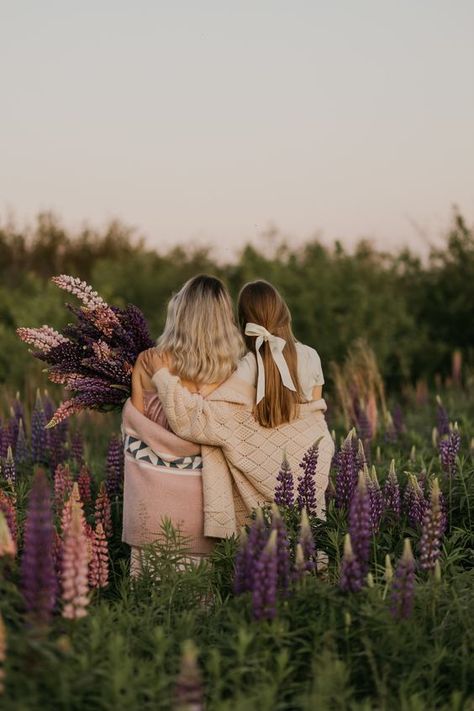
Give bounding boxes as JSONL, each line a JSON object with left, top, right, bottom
{"left": 151, "top": 368, "right": 226, "bottom": 446}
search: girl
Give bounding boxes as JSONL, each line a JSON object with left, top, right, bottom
{"left": 145, "top": 280, "right": 334, "bottom": 530}
{"left": 123, "top": 274, "right": 244, "bottom": 573}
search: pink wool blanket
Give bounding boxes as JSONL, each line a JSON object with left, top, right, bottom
{"left": 121, "top": 397, "right": 215, "bottom": 555}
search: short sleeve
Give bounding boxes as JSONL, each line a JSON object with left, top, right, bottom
{"left": 304, "top": 346, "right": 325, "bottom": 387}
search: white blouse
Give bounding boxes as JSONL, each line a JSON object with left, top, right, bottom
{"left": 235, "top": 341, "right": 325, "bottom": 402}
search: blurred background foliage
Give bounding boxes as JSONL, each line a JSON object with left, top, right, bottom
{"left": 1, "top": 210, "right": 473, "bottom": 393}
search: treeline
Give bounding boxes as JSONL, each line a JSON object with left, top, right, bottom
{"left": 1, "top": 211, "right": 473, "bottom": 392}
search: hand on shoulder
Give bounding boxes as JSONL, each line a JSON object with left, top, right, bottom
{"left": 135, "top": 348, "right": 170, "bottom": 378}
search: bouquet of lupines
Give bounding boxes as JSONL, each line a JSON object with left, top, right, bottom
{"left": 17, "top": 276, "right": 155, "bottom": 427}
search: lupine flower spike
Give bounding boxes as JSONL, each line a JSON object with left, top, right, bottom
{"left": 173, "top": 640, "right": 204, "bottom": 711}
{"left": 78, "top": 465, "right": 92, "bottom": 504}
{"left": 89, "top": 522, "right": 109, "bottom": 588}
{"left": 234, "top": 508, "right": 268, "bottom": 594}
{"left": 94, "top": 482, "right": 112, "bottom": 538}
{"left": 274, "top": 453, "right": 295, "bottom": 508}
{"left": 403, "top": 474, "right": 426, "bottom": 528}
{"left": 419, "top": 478, "right": 444, "bottom": 572}
{"left": 62, "top": 502, "right": 90, "bottom": 619}
{"left": 233, "top": 527, "right": 250, "bottom": 595}
{"left": 436, "top": 396, "right": 450, "bottom": 437}
{"left": 251, "top": 529, "right": 278, "bottom": 620}
{"left": 31, "top": 390, "right": 48, "bottom": 465}
{"left": 383, "top": 459, "right": 401, "bottom": 520}
{"left": 348, "top": 471, "right": 372, "bottom": 575}
{"left": 2, "top": 447, "right": 16, "bottom": 488}
{"left": 14, "top": 419, "right": 30, "bottom": 468}
{"left": 334, "top": 429, "right": 360, "bottom": 509}
{"left": 390, "top": 538, "right": 416, "bottom": 620}
{"left": 296, "top": 439, "right": 321, "bottom": 515}
{"left": 297, "top": 507, "right": 316, "bottom": 573}
{"left": 294, "top": 543, "right": 306, "bottom": 584}
{"left": 105, "top": 435, "right": 124, "bottom": 497}
{"left": 340, "top": 533, "right": 364, "bottom": 593}
{"left": 368, "top": 465, "right": 383, "bottom": 532}
{"left": 20, "top": 469, "right": 57, "bottom": 625}
{"left": 439, "top": 423, "right": 461, "bottom": 477}
{"left": 271, "top": 504, "right": 291, "bottom": 593}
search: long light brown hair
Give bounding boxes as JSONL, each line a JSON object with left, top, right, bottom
{"left": 157, "top": 275, "right": 245, "bottom": 384}
{"left": 238, "top": 280, "right": 303, "bottom": 428}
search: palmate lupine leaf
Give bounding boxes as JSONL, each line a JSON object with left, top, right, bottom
{"left": 17, "top": 275, "right": 155, "bottom": 427}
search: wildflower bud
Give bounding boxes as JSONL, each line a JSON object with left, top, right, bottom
{"left": 173, "top": 640, "right": 204, "bottom": 710}
{"left": 432, "top": 427, "right": 438, "bottom": 448}
{"left": 384, "top": 554, "right": 393, "bottom": 584}
{"left": 376, "top": 446, "right": 381, "bottom": 463}
{"left": 434, "top": 560, "right": 442, "bottom": 583}
{"left": 367, "top": 572, "right": 374, "bottom": 588}
{"left": 331, "top": 429, "right": 336, "bottom": 442}
{"left": 410, "top": 445, "right": 416, "bottom": 462}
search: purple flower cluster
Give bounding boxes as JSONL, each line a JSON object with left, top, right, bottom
{"left": 17, "top": 275, "right": 155, "bottom": 427}
{"left": 340, "top": 534, "right": 364, "bottom": 592}
{"left": 21, "top": 469, "right": 57, "bottom": 626}
{"left": 390, "top": 539, "right": 416, "bottom": 620}
{"left": 436, "top": 396, "right": 450, "bottom": 438}
{"left": 334, "top": 430, "right": 363, "bottom": 510}
{"left": 252, "top": 530, "right": 278, "bottom": 620}
{"left": 271, "top": 505, "right": 291, "bottom": 593}
{"left": 403, "top": 475, "right": 427, "bottom": 528}
{"left": 31, "top": 391, "right": 48, "bottom": 465}
{"left": 383, "top": 460, "right": 401, "bottom": 521}
{"left": 105, "top": 435, "right": 124, "bottom": 497}
{"left": 296, "top": 440, "right": 320, "bottom": 515}
{"left": 274, "top": 454, "right": 294, "bottom": 508}
{"left": 439, "top": 426, "right": 461, "bottom": 477}
{"left": 233, "top": 509, "right": 267, "bottom": 595}
{"left": 348, "top": 471, "right": 372, "bottom": 575}
{"left": 419, "top": 478, "right": 444, "bottom": 572}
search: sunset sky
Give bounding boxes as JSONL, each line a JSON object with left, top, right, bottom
{"left": 1, "top": 1, "right": 473, "bottom": 258}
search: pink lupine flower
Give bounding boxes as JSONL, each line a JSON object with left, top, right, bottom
{"left": 61, "top": 502, "right": 90, "bottom": 619}
{"left": 0, "top": 511, "right": 16, "bottom": 557}
{"left": 51, "top": 275, "right": 109, "bottom": 309}
{"left": 89, "top": 523, "right": 109, "bottom": 589}
{"left": 46, "top": 399, "right": 84, "bottom": 429}
{"left": 61, "top": 482, "right": 84, "bottom": 534}
{"left": 77, "top": 465, "right": 92, "bottom": 504}
{"left": 16, "top": 325, "right": 69, "bottom": 353}
{"left": 95, "top": 482, "right": 112, "bottom": 538}
{"left": 92, "top": 340, "right": 113, "bottom": 360}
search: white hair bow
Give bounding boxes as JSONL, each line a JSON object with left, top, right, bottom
{"left": 245, "top": 322, "right": 297, "bottom": 404}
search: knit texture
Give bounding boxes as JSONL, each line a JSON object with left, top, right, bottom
{"left": 153, "top": 369, "right": 334, "bottom": 537}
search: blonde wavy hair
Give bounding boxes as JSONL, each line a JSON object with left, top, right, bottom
{"left": 156, "top": 275, "right": 245, "bottom": 385}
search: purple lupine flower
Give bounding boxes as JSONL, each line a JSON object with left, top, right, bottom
{"left": 383, "top": 459, "right": 401, "bottom": 520}
{"left": 8, "top": 411, "right": 19, "bottom": 454}
{"left": 348, "top": 470, "right": 371, "bottom": 575}
{"left": 390, "top": 538, "right": 416, "bottom": 620}
{"left": 439, "top": 425, "right": 461, "bottom": 477}
{"left": 31, "top": 391, "right": 48, "bottom": 465}
{"left": 14, "top": 419, "right": 30, "bottom": 468}
{"left": 233, "top": 508, "right": 268, "bottom": 594}
{"left": 436, "top": 396, "right": 450, "bottom": 438}
{"left": 403, "top": 474, "right": 427, "bottom": 528}
{"left": 173, "top": 640, "right": 204, "bottom": 711}
{"left": 392, "top": 403, "right": 405, "bottom": 438}
{"left": 70, "top": 432, "right": 84, "bottom": 465}
{"left": 335, "top": 429, "right": 360, "bottom": 509}
{"left": 368, "top": 466, "right": 383, "bottom": 533}
{"left": 233, "top": 528, "right": 250, "bottom": 595}
{"left": 340, "top": 533, "right": 364, "bottom": 593}
{"left": 419, "top": 478, "right": 444, "bottom": 572}
{"left": 297, "top": 507, "right": 316, "bottom": 573}
{"left": 270, "top": 504, "right": 291, "bottom": 593}
{"left": 21, "top": 469, "right": 57, "bottom": 626}
{"left": 2, "top": 447, "right": 16, "bottom": 487}
{"left": 274, "top": 454, "right": 295, "bottom": 508}
{"left": 12, "top": 392, "right": 25, "bottom": 426}
{"left": 105, "top": 435, "right": 124, "bottom": 497}
{"left": 296, "top": 439, "right": 320, "bottom": 515}
{"left": 251, "top": 529, "right": 278, "bottom": 621}
{"left": 354, "top": 399, "right": 372, "bottom": 442}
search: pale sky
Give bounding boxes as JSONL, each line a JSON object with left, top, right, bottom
{"left": 1, "top": 1, "right": 474, "bottom": 258}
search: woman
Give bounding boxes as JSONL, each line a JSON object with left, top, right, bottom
{"left": 142, "top": 280, "right": 334, "bottom": 534}
{"left": 122, "top": 274, "right": 244, "bottom": 572}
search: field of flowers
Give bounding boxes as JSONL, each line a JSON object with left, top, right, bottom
{"left": 1, "top": 378, "right": 474, "bottom": 710}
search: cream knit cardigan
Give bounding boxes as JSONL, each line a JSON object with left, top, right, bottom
{"left": 152, "top": 368, "right": 335, "bottom": 539}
